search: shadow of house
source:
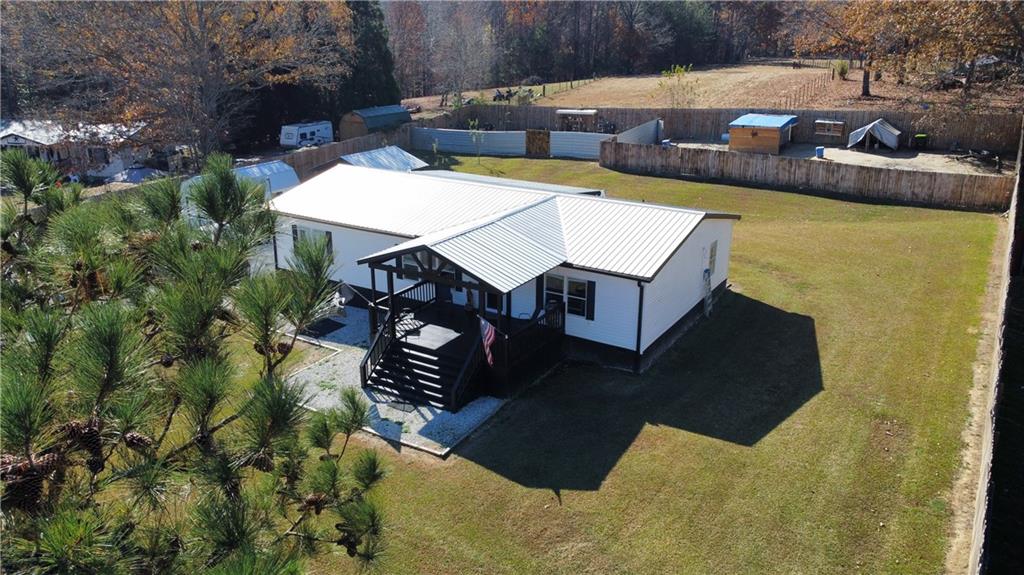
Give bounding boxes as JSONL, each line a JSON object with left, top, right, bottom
{"left": 454, "top": 291, "right": 822, "bottom": 492}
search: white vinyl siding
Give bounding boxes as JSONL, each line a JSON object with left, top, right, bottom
{"left": 640, "top": 219, "right": 734, "bottom": 352}
{"left": 276, "top": 216, "right": 417, "bottom": 292}
{"left": 547, "top": 265, "right": 637, "bottom": 350}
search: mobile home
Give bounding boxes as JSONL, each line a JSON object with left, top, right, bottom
{"left": 270, "top": 164, "right": 737, "bottom": 410}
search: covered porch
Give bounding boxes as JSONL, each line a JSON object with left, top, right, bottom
{"left": 357, "top": 244, "right": 565, "bottom": 411}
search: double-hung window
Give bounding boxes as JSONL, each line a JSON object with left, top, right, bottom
{"left": 566, "top": 278, "right": 589, "bottom": 317}
{"left": 544, "top": 273, "right": 595, "bottom": 320}
{"left": 291, "top": 224, "right": 333, "bottom": 253}
{"left": 544, "top": 274, "right": 565, "bottom": 305}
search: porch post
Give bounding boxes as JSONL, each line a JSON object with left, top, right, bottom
{"left": 504, "top": 292, "right": 512, "bottom": 331}
{"left": 387, "top": 268, "right": 396, "bottom": 338}
{"left": 369, "top": 266, "right": 378, "bottom": 336}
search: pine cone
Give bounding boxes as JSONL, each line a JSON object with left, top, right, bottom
{"left": 59, "top": 420, "right": 87, "bottom": 442}
{"left": 190, "top": 241, "right": 204, "bottom": 252}
{"left": 73, "top": 259, "right": 84, "bottom": 271}
{"left": 0, "top": 456, "right": 29, "bottom": 480}
{"left": 250, "top": 452, "right": 274, "bottom": 472}
{"left": 2, "top": 473, "right": 44, "bottom": 511}
{"left": 253, "top": 341, "right": 268, "bottom": 356}
{"left": 123, "top": 431, "right": 154, "bottom": 453}
{"left": 160, "top": 354, "right": 175, "bottom": 368}
{"left": 301, "top": 492, "right": 329, "bottom": 515}
{"left": 79, "top": 424, "right": 102, "bottom": 454}
{"left": 86, "top": 456, "right": 105, "bottom": 475}
{"left": 1, "top": 240, "right": 16, "bottom": 256}
{"left": 33, "top": 452, "right": 66, "bottom": 476}
{"left": 276, "top": 342, "right": 292, "bottom": 355}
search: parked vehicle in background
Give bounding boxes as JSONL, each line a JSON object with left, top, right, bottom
{"left": 280, "top": 121, "right": 333, "bottom": 148}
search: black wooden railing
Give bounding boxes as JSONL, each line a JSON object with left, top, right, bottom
{"left": 449, "top": 337, "right": 483, "bottom": 410}
{"left": 362, "top": 281, "right": 437, "bottom": 386}
{"left": 488, "top": 302, "right": 566, "bottom": 392}
{"left": 505, "top": 302, "right": 565, "bottom": 362}
{"left": 360, "top": 307, "right": 393, "bottom": 386}
{"left": 374, "top": 280, "right": 435, "bottom": 314}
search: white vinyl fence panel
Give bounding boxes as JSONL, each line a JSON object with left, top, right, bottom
{"left": 617, "top": 118, "right": 663, "bottom": 145}
{"left": 411, "top": 128, "right": 525, "bottom": 156}
{"left": 549, "top": 131, "right": 611, "bottom": 159}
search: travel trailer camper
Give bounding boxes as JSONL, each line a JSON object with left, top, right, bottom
{"left": 279, "top": 121, "right": 333, "bottom": 148}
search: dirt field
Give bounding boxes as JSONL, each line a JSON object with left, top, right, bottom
{"left": 539, "top": 64, "right": 1023, "bottom": 113}
{"left": 408, "top": 63, "right": 1023, "bottom": 116}
{"left": 673, "top": 141, "right": 1012, "bottom": 176}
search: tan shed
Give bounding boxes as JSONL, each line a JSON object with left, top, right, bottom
{"left": 727, "top": 114, "right": 799, "bottom": 155}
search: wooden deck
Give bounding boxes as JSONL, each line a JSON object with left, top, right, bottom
{"left": 394, "top": 303, "right": 529, "bottom": 356}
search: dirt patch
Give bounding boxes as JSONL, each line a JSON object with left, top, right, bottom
{"left": 870, "top": 418, "right": 909, "bottom": 464}
{"left": 944, "top": 215, "right": 1008, "bottom": 574}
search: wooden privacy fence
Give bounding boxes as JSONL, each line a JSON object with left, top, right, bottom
{"left": 600, "top": 139, "right": 1016, "bottom": 212}
{"left": 445, "top": 105, "right": 1023, "bottom": 155}
{"left": 273, "top": 126, "right": 412, "bottom": 180}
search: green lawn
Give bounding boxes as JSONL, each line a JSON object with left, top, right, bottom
{"left": 314, "top": 157, "right": 999, "bottom": 574}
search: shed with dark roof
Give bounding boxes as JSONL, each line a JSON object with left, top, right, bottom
{"left": 339, "top": 105, "right": 412, "bottom": 140}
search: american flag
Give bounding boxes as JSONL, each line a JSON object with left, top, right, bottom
{"left": 479, "top": 316, "right": 496, "bottom": 367}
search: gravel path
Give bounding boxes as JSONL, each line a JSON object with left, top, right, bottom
{"left": 287, "top": 309, "right": 505, "bottom": 456}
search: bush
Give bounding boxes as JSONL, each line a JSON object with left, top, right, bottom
{"left": 833, "top": 60, "right": 849, "bottom": 80}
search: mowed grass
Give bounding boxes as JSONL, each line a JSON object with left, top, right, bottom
{"left": 312, "top": 157, "right": 999, "bottom": 574}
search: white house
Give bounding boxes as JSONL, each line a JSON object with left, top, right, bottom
{"left": 181, "top": 159, "right": 300, "bottom": 223}
{"left": 269, "top": 164, "right": 737, "bottom": 409}
{"left": 0, "top": 120, "right": 147, "bottom": 180}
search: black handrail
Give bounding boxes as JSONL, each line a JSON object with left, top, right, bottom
{"left": 360, "top": 308, "right": 393, "bottom": 386}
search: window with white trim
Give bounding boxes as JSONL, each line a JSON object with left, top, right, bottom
{"left": 566, "top": 278, "right": 589, "bottom": 317}
{"left": 545, "top": 273, "right": 594, "bottom": 319}
{"left": 544, "top": 273, "right": 564, "bottom": 305}
{"left": 291, "top": 225, "right": 333, "bottom": 254}
{"left": 293, "top": 224, "right": 317, "bottom": 243}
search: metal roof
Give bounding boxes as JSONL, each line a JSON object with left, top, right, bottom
{"left": 182, "top": 160, "right": 299, "bottom": 202}
{"left": 269, "top": 164, "right": 551, "bottom": 238}
{"left": 847, "top": 118, "right": 901, "bottom": 150}
{"left": 359, "top": 193, "right": 730, "bottom": 291}
{"left": 415, "top": 170, "right": 603, "bottom": 196}
{"left": 341, "top": 145, "right": 428, "bottom": 172}
{"left": 106, "top": 167, "right": 167, "bottom": 184}
{"left": 729, "top": 114, "right": 799, "bottom": 129}
{"left": 0, "top": 120, "right": 142, "bottom": 146}
{"left": 301, "top": 165, "right": 740, "bottom": 291}
{"left": 350, "top": 105, "right": 412, "bottom": 132}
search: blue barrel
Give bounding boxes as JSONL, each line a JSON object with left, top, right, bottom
{"left": 815, "top": 146, "right": 825, "bottom": 159}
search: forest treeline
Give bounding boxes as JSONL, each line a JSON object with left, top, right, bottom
{"left": 385, "top": 0, "right": 1024, "bottom": 99}
{"left": 2, "top": 1, "right": 1023, "bottom": 153}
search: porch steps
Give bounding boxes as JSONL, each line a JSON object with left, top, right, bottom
{"left": 365, "top": 341, "right": 465, "bottom": 410}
